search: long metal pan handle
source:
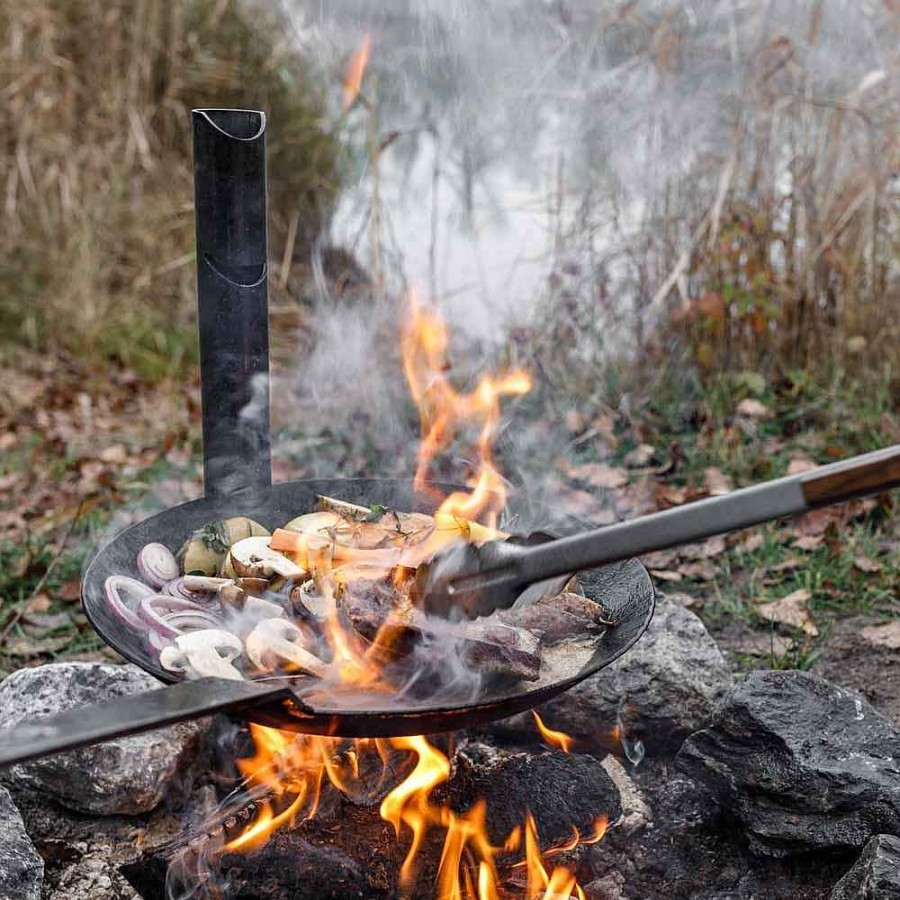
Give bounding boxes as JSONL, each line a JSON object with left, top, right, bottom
{"left": 0, "top": 678, "right": 291, "bottom": 769}
{"left": 506, "top": 443, "right": 900, "bottom": 589}
{"left": 193, "top": 109, "right": 272, "bottom": 500}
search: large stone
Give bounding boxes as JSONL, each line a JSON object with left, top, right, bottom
{"left": 0, "top": 662, "right": 208, "bottom": 816}
{"left": 0, "top": 786, "right": 43, "bottom": 900}
{"left": 514, "top": 597, "right": 732, "bottom": 755}
{"left": 830, "top": 835, "right": 900, "bottom": 899}
{"left": 677, "top": 670, "right": 900, "bottom": 856}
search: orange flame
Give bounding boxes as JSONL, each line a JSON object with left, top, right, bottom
{"left": 226, "top": 725, "right": 607, "bottom": 899}
{"left": 221, "top": 297, "right": 600, "bottom": 896}
{"left": 342, "top": 33, "right": 372, "bottom": 111}
{"left": 401, "top": 290, "right": 531, "bottom": 529}
{"left": 533, "top": 712, "right": 575, "bottom": 754}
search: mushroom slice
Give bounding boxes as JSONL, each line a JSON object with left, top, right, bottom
{"left": 227, "top": 536, "right": 305, "bottom": 579}
{"left": 159, "top": 629, "right": 244, "bottom": 681}
{"left": 291, "top": 579, "right": 332, "bottom": 620}
{"left": 183, "top": 575, "right": 233, "bottom": 593}
{"left": 315, "top": 495, "right": 373, "bottom": 522}
{"left": 245, "top": 618, "right": 327, "bottom": 678}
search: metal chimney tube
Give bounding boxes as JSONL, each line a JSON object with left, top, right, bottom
{"left": 192, "top": 109, "right": 272, "bottom": 500}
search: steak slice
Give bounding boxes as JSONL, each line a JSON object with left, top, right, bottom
{"left": 498, "top": 591, "right": 611, "bottom": 642}
{"left": 338, "top": 579, "right": 544, "bottom": 681}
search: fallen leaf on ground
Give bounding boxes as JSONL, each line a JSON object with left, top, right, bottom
{"left": 664, "top": 591, "right": 703, "bottom": 610}
{"left": 737, "top": 533, "right": 765, "bottom": 553}
{"left": 733, "top": 633, "right": 793, "bottom": 657}
{"left": 655, "top": 485, "right": 689, "bottom": 507}
{"left": 23, "top": 594, "right": 51, "bottom": 615}
{"left": 642, "top": 550, "right": 679, "bottom": 569}
{"left": 756, "top": 588, "right": 818, "bottom": 636}
{"left": 22, "top": 612, "right": 72, "bottom": 630}
{"left": 650, "top": 569, "right": 683, "bottom": 583}
{"left": 860, "top": 621, "right": 900, "bottom": 650}
{"left": 623, "top": 444, "right": 656, "bottom": 468}
{"left": 677, "top": 560, "right": 718, "bottom": 581}
{"left": 735, "top": 398, "right": 770, "bottom": 420}
{"left": 703, "top": 467, "right": 732, "bottom": 496}
{"left": 853, "top": 555, "right": 882, "bottom": 574}
{"left": 679, "top": 536, "right": 727, "bottom": 561}
{"left": 56, "top": 578, "right": 82, "bottom": 602}
{"left": 793, "top": 534, "right": 824, "bottom": 551}
{"left": 567, "top": 462, "right": 628, "bottom": 490}
{"left": 6, "top": 634, "right": 73, "bottom": 656}
{"left": 786, "top": 456, "right": 818, "bottom": 475}
{"left": 770, "top": 556, "right": 802, "bottom": 572}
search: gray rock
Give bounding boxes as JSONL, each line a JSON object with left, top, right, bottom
{"left": 584, "top": 871, "right": 626, "bottom": 900}
{"left": 0, "top": 786, "right": 43, "bottom": 900}
{"left": 0, "top": 662, "right": 208, "bottom": 815}
{"left": 510, "top": 597, "right": 731, "bottom": 755}
{"left": 831, "top": 835, "right": 900, "bottom": 899}
{"left": 677, "top": 670, "right": 900, "bottom": 856}
{"left": 600, "top": 755, "right": 650, "bottom": 835}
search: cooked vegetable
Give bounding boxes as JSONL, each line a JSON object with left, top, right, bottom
{"left": 137, "top": 543, "right": 179, "bottom": 589}
{"left": 178, "top": 517, "right": 270, "bottom": 576}
{"left": 291, "top": 579, "right": 331, "bottom": 619}
{"left": 104, "top": 576, "right": 154, "bottom": 630}
{"left": 226, "top": 536, "right": 305, "bottom": 579}
{"left": 182, "top": 575, "right": 232, "bottom": 593}
{"left": 245, "top": 618, "right": 327, "bottom": 677}
{"left": 159, "top": 630, "right": 243, "bottom": 680}
{"left": 138, "top": 595, "right": 223, "bottom": 639}
{"left": 315, "top": 494, "right": 373, "bottom": 521}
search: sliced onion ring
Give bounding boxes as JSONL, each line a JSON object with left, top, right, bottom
{"left": 137, "top": 543, "right": 179, "bottom": 589}
{"left": 138, "top": 595, "right": 223, "bottom": 639}
{"left": 104, "top": 576, "right": 154, "bottom": 630}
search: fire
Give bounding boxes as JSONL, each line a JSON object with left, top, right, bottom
{"left": 342, "top": 33, "right": 372, "bottom": 111}
{"left": 401, "top": 290, "right": 531, "bottom": 529}
{"left": 225, "top": 724, "right": 607, "bottom": 899}
{"left": 221, "top": 299, "right": 601, "bottom": 896}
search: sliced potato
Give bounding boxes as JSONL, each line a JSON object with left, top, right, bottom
{"left": 179, "top": 517, "right": 270, "bottom": 576}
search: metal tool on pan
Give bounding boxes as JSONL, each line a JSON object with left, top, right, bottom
{"left": 416, "top": 444, "right": 900, "bottom": 619}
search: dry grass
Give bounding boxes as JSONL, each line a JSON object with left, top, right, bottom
{"left": 0, "top": 0, "right": 340, "bottom": 379}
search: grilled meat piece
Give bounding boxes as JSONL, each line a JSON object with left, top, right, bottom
{"left": 498, "top": 591, "right": 611, "bottom": 643}
{"left": 339, "top": 578, "right": 544, "bottom": 681}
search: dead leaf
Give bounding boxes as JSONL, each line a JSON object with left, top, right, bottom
{"left": 23, "top": 593, "right": 51, "bottom": 615}
{"left": 567, "top": 462, "right": 628, "bottom": 490}
{"left": 56, "top": 578, "right": 82, "bottom": 602}
{"left": 679, "top": 536, "right": 727, "bottom": 561}
{"left": 99, "top": 443, "right": 128, "bottom": 464}
{"left": 650, "top": 569, "right": 683, "bottom": 583}
{"left": 22, "top": 611, "right": 72, "bottom": 630}
{"left": 786, "top": 456, "right": 818, "bottom": 475}
{"left": 655, "top": 485, "right": 688, "bottom": 507}
{"left": 793, "top": 534, "right": 824, "bottom": 551}
{"left": 860, "top": 621, "right": 900, "bottom": 650}
{"left": 738, "top": 533, "right": 765, "bottom": 553}
{"left": 6, "top": 634, "right": 73, "bottom": 657}
{"left": 664, "top": 591, "right": 703, "bottom": 610}
{"left": 565, "top": 409, "right": 586, "bottom": 435}
{"left": 642, "top": 549, "right": 679, "bottom": 570}
{"left": 703, "top": 467, "right": 732, "bottom": 496}
{"left": 853, "top": 555, "right": 882, "bottom": 574}
{"left": 677, "top": 560, "right": 718, "bottom": 581}
{"left": 756, "top": 588, "right": 819, "bottom": 636}
{"left": 735, "top": 398, "right": 770, "bottom": 420}
{"left": 623, "top": 444, "right": 656, "bottom": 468}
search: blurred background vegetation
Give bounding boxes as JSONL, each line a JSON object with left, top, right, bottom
{"left": 0, "top": 0, "right": 340, "bottom": 381}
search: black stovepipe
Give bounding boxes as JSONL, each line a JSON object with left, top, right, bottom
{"left": 192, "top": 109, "right": 272, "bottom": 499}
